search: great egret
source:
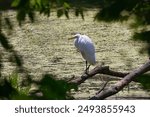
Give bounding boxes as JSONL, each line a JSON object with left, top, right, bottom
{"left": 69, "top": 33, "right": 96, "bottom": 73}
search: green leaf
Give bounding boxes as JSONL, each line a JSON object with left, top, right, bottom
{"left": 30, "top": 0, "right": 36, "bottom": 5}
{"left": 94, "top": 0, "right": 139, "bottom": 22}
{"left": 57, "top": 9, "right": 63, "bottom": 18}
{"left": 40, "top": 74, "right": 77, "bottom": 99}
{"left": 75, "top": 8, "right": 79, "bottom": 17}
{"left": 133, "top": 31, "right": 150, "bottom": 55}
{"left": 56, "top": 0, "right": 64, "bottom": 6}
{"left": 63, "top": 2, "right": 70, "bottom": 9}
{"left": 28, "top": 11, "right": 35, "bottom": 22}
{"left": 75, "top": 8, "right": 84, "bottom": 20}
{"left": 36, "top": 0, "right": 42, "bottom": 6}
{"left": 9, "top": 72, "right": 19, "bottom": 89}
{"left": 79, "top": 9, "right": 84, "bottom": 20}
{"left": 64, "top": 9, "right": 69, "bottom": 19}
{"left": 136, "top": 74, "right": 150, "bottom": 90}
{"left": 0, "top": 78, "right": 17, "bottom": 98}
{"left": 11, "top": 0, "right": 20, "bottom": 7}
{"left": 0, "top": 33, "right": 12, "bottom": 50}
{"left": 17, "top": 9, "right": 26, "bottom": 25}
{"left": 133, "top": 31, "right": 150, "bottom": 43}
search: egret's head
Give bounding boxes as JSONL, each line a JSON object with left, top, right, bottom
{"left": 74, "top": 33, "right": 81, "bottom": 38}
{"left": 68, "top": 33, "right": 81, "bottom": 40}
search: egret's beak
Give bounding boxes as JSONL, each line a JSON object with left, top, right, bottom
{"left": 68, "top": 36, "right": 75, "bottom": 40}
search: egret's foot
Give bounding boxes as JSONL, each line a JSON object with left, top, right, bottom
{"left": 83, "top": 69, "right": 89, "bottom": 75}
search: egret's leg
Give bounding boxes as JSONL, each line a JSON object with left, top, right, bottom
{"left": 86, "top": 61, "right": 88, "bottom": 70}
{"left": 84, "top": 61, "right": 88, "bottom": 74}
{"left": 87, "top": 65, "right": 90, "bottom": 71}
{"left": 85, "top": 61, "right": 90, "bottom": 74}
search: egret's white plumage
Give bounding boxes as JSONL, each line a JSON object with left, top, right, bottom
{"left": 69, "top": 33, "right": 96, "bottom": 73}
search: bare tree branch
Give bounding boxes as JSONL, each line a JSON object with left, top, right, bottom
{"left": 89, "top": 60, "right": 150, "bottom": 100}
{"left": 68, "top": 65, "right": 129, "bottom": 85}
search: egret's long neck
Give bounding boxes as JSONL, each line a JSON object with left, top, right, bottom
{"left": 74, "top": 36, "right": 80, "bottom": 48}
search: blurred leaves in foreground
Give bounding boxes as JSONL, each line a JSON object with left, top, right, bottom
{"left": 0, "top": 32, "right": 12, "bottom": 50}
{"left": 0, "top": 73, "right": 31, "bottom": 99}
{"left": 136, "top": 74, "right": 150, "bottom": 91}
{"left": 133, "top": 31, "right": 150, "bottom": 55}
{"left": 94, "top": 0, "right": 150, "bottom": 55}
{"left": 39, "top": 74, "right": 77, "bottom": 99}
{"left": 0, "top": 73, "right": 77, "bottom": 99}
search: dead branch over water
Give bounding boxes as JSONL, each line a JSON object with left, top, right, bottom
{"left": 68, "top": 60, "right": 150, "bottom": 100}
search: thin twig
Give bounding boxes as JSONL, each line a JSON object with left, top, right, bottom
{"left": 96, "top": 80, "right": 110, "bottom": 94}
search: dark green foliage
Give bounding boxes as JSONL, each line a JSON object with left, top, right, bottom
{"left": 68, "top": 0, "right": 102, "bottom": 8}
{"left": 11, "top": 0, "right": 35, "bottom": 25}
{"left": 10, "top": 0, "right": 72, "bottom": 24}
{"left": 40, "top": 74, "right": 77, "bottom": 100}
{"left": 0, "top": 0, "right": 12, "bottom": 10}
{"left": 57, "top": 9, "right": 64, "bottom": 18}
{"left": 0, "top": 73, "right": 77, "bottom": 99}
{"left": 16, "top": 10, "right": 27, "bottom": 25}
{"left": 0, "top": 33, "right": 12, "bottom": 50}
{"left": 0, "top": 54, "right": 2, "bottom": 77}
{"left": 94, "top": 0, "right": 150, "bottom": 56}
{"left": 33, "top": 0, "right": 51, "bottom": 16}
{"left": 133, "top": 31, "right": 150, "bottom": 43}
{"left": 133, "top": 31, "right": 150, "bottom": 55}
{"left": 4, "top": 17, "right": 13, "bottom": 30}
{"left": 136, "top": 74, "right": 150, "bottom": 90}
{"left": 0, "top": 78, "right": 18, "bottom": 99}
{"left": 56, "top": 2, "right": 70, "bottom": 18}
{"left": 0, "top": 0, "right": 149, "bottom": 25}
{"left": 8, "top": 72, "right": 32, "bottom": 99}
{"left": 75, "top": 7, "right": 84, "bottom": 20}
{"left": 64, "top": 9, "right": 69, "bottom": 18}
{"left": 0, "top": 77, "right": 32, "bottom": 100}
{"left": 0, "top": 32, "right": 24, "bottom": 67}
{"left": 134, "top": 1, "right": 150, "bottom": 25}
{"left": 94, "top": 0, "right": 140, "bottom": 22}
{"left": 0, "top": 0, "right": 103, "bottom": 23}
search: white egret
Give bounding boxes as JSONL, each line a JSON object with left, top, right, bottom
{"left": 69, "top": 33, "right": 96, "bottom": 73}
